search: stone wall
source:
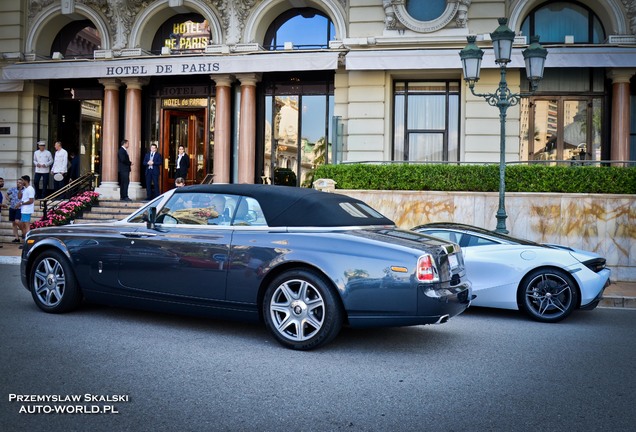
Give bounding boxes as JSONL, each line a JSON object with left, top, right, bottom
{"left": 337, "top": 190, "right": 636, "bottom": 282}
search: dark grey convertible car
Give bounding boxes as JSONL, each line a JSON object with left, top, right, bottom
{"left": 21, "top": 184, "right": 472, "bottom": 350}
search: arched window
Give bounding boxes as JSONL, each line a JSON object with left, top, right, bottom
{"left": 520, "top": 1, "right": 605, "bottom": 44}
{"left": 51, "top": 20, "right": 101, "bottom": 59}
{"left": 264, "top": 8, "right": 335, "bottom": 50}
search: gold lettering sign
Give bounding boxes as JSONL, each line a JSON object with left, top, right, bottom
{"left": 164, "top": 20, "right": 210, "bottom": 51}
{"left": 162, "top": 98, "right": 208, "bottom": 108}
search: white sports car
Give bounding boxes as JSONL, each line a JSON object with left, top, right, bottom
{"left": 412, "top": 223, "right": 611, "bottom": 323}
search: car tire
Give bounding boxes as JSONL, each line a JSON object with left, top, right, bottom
{"left": 517, "top": 268, "right": 578, "bottom": 323}
{"left": 30, "top": 250, "right": 82, "bottom": 313}
{"left": 263, "top": 269, "right": 343, "bottom": 350}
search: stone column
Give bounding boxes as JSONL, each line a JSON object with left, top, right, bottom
{"left": 95, "top": 79, "right": 120, "bottom": 199}
{"left": 122, "top": 78, "right": 147, "bottom": 199}
{"left": 607, "top": 69, "right": 635, "bottom": 165}
{"left": 236, "top": 73, "right": 260, "bottom": 184}
{"left": 213, "top": 75, "right": 233, "bottom": 184}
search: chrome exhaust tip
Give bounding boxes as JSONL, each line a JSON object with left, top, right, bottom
{"left": 435, "top": 314, "right": 450, "bottom": 324}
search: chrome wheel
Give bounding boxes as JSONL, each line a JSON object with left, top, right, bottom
{"left": 33, "top": 257, "right": 66, "bottom": 307}
{"left": 519, "top": 269, "right": 577, "bottom": 323}
{"left": 30, "top": 250, "right": 81, "bottom": 313}
{"left": 270, "top": 279, "right": 325, "bottom": 342}
{"left": 264, "top": 269, "right": 343, "bottom": 350}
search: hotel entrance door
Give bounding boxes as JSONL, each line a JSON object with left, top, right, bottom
{"left": 162, "top": 109, "right": 207, "bottom": 190}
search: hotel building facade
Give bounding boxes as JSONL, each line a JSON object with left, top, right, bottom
{"left": 0, "top": 0, "right": 634, "bottom": 199}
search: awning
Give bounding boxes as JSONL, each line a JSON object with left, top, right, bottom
{"left": 345, "top": 47, "right": 636, "bottom": 70}
{"left": 1, "top": 51, "right": 340, "bottom": 80}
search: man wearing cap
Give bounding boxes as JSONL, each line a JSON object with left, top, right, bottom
{"left": 33, "top": 140, "right": 53, "bottom": 199}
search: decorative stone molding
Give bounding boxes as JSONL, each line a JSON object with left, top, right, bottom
{"left": 85, "top": 0, "right": 137, "bottom": 49}
{"left": 621, "top": 0, "right": 636, "bottom": 34}
{"left": 212, "top": 0, "right": 263, "bottom": 46}
{"left": 384, "top": 0, "right": 472, "bottom": 32}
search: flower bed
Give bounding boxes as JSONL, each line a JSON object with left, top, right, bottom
{"left": 31, "top": 191, "right": 100, "bottom": 229}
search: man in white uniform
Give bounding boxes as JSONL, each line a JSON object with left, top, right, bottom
{"left": 33, "top": 140, "right": 53, "bottom": 198}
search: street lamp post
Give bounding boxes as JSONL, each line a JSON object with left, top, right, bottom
{"left": 459, "top": 18, "right": 547, "bottom": 234}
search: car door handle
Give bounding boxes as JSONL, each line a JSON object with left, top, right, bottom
{"left": 121, "top": 232, "right": 158, "bottom": 238}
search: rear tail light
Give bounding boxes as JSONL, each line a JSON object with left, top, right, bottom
{"left": 582, "top": 258, "right": 606, "bottom": 273}
{"left": 417, "top": 254, "right": 439, "bottom": 283}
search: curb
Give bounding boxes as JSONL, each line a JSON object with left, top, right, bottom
{"left": 599, "top": 296, "right": 636, "bottom": 309}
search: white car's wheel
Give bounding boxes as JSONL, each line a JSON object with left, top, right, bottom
{"left": 518, "top": 268, "right": 578, "bottom": 323}
{"left": 263, "top": 269, "right": 343, "bottom": 350}
{"left": 30, "top": 250, "right": 81, "bottom": 313}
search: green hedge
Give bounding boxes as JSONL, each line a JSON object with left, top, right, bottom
{"left": 314, "top": 164, "right": 636, "bottom": 194}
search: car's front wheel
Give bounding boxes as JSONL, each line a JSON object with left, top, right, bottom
{"left": 518, "top": 268, "right": 578, "bottom": 323}
{"left": 30, "top": 250, "right": 82, "bottom": 313}
{"left": 263, "top": 269, "right": 343, "bottom": 350}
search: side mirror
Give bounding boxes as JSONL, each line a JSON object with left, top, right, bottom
{"left": 143, "top": 207, "right": 157, "bottom": 229}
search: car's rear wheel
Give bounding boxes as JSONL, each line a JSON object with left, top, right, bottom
{"left": 263, "top": 269, "right": 343, "bottom": 350}
{"left": 30, "top": 250, "right": 81, "bottom": 313}
{"left": 518, "top": 268, "right": 578, "bottom": 323}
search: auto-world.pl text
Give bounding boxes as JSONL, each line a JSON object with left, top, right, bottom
{"left": 9, "top": 394, "right": 129, "bottom": 414}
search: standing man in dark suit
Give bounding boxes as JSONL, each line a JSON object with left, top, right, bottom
{"left": 118, "top": 139, "right": 132, "bottom": 201}
{"left": 174, "top": 144, "right": 190, "bottom": 181}
{"left": 143, "top": 143, "right": 162, "bottom": 200}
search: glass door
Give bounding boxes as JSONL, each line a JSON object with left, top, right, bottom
{"left": 162, "top": 109, "right": 207, "bottom": 191}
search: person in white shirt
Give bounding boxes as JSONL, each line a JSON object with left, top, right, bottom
{"left": 51, "top": 141, "right": 68, "bottom": 191}
{"left": 16, "top": 174, "right": 36, "bottom": 240}
{"left": 33, "top": 140, "right": 53, "bottom": 199}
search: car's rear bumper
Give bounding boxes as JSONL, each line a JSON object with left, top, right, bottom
{"left": 580, "top": 277, "right": 611, "bottom": 310}
{"left": 347, "top": 282, "right": 472, "bottom": 327}
{"left": 576, "top": 267, "right": 611, "bottom": 309}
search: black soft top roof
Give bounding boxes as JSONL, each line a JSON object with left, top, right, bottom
{"left": 175, "top": 184, "right": 395, "bottom": 227}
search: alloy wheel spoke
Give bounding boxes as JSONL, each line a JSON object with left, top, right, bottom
{"left": 552, "top": 285, "right": 570, "bottom": 297}
{"left": 304, "top": 314, "right": 322, "bottom": 331}
{"left": 281, "top": 317, "right": 303, "bottom": 340}
{"left": 537, "top": 298, "right": 551, "bottom": 315}
{"left": 548, "top": 297, "right": 567, "bottom": 313}
{"left": 43, "top": 259, "right": 54, "bottom": 274}
{"left": 34, "top": 270, "right": 47, "bottom": 285}
{"left": 306, "top": 297, "right": 323, "bottom": 309}
{"left": 280, "top": 283, "right": 298, "bottom": 302}
{"left": 298, "top": 281, "right": 309, "bottom": 302}
{"left": 271, "top": 303, "right": 290, "bottom": 314}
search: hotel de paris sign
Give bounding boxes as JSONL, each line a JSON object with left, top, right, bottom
{"left": 1, "top": 52, "right": 339, "bottom": 81}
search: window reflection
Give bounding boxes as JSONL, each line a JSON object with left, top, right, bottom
{"left": 263, "top": 75, "right": 333, "bottom": 187}
{"left": 264, "top": 8, "right": 335, "bottom": 50}
{"left": 523, "top": 98, "right": 603, "bottom": 164}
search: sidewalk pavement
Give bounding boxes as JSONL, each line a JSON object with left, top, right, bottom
{"left": 1, "top": 241, "right": 634, "bottom": 309}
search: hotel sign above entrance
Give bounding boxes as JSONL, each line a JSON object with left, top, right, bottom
{"left": 2, "top": 52, "right": 339, "bottom": 80}
{"left": 104, "top": 61, "right": 219, "bottom": 77}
